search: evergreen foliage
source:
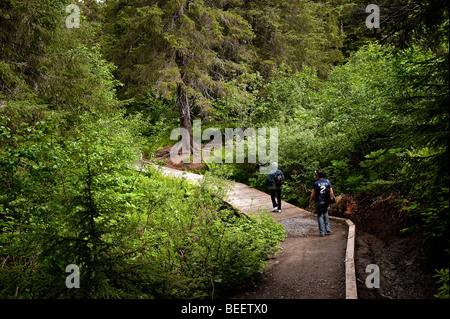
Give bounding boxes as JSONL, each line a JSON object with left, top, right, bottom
{"left": 0, "top": 0, "right": 448, "bottom": 299}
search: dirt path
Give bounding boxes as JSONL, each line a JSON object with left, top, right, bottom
{"left": 231, "top": 219, "right": 347, "bottom": 299}
{"left": 151, "top": 164, "right": 352, "bottom": 299}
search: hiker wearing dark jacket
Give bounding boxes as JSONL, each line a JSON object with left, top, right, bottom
{"left": 268, "top": 162, "right": 285, "bottom": 213}
{"left": 309, "top": 169, "right": 334, "bottom": 237}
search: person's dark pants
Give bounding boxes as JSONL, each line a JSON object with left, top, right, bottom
{"left": 270, "top": 188, "right": 282, "bottom": 210}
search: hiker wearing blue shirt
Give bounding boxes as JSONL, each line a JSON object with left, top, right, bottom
{"left": 309, "top": 169, "right": 334, "bottom": 237}
{"left": 268, "top": 162, "right": 285, "bottom": 213}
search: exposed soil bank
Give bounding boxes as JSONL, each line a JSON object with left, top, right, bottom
{"left": 330, "top": 193, "right": 440, "bottom": 299}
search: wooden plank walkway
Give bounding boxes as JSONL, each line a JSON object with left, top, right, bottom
{"left": 151, "top": 164, "right": 310, "bottom": 220}
{"left": 149, "top": 164, "right": 357, "bottom": 299}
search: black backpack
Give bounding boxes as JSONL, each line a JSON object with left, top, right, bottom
{"left": 324, "top": 180, "right": 336, "bottom": 204}
{"left": 274, "top": 171, "right": 285, "bottom": 188}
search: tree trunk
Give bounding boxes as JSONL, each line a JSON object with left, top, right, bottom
{"left": 177, "top": 81, "right": 193, "bottom": 153}
{"left": 176, "top": 49, "right": 194, "bottom": 154}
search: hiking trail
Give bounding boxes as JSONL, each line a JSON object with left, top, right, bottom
{"left": 149, "top": 164, "right": 357, "bottom": 299}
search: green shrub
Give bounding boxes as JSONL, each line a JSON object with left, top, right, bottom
{"left": 435, "top": 268, "right": 449, "bottom": 299}
{"left": 0, "top": 111, "right": 285, "bottom": 298}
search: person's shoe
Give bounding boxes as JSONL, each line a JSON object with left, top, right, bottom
{"left": 320, "top": 233, "right": 325, "bottom": 237}
{"left": 278, "top": 209, "right": 281, "bottom": 213}
{"left": 326, "top": 230, "right": 332, "bottom": 235}
{"left": 272, "top": 207, "right": 278, "bottom": 212}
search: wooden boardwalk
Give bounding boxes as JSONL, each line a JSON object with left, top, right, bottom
{"left": 151, "top": 164, "right": 309, "bottom": 220}
{"left": 150, "top": 164, "right": 357, "bottom": 299}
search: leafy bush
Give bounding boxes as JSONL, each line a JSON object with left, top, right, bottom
{"left": 0, "top": 111, "right": 285, "bottom": 298}
{"left": 434, "top": 268, "right": 449, "bottom": 299}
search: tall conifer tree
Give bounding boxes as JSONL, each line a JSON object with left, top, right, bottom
{"left": 103, "top": 0, "right": 255, "bottom": 148}
{"left": 102, "top": 0, "right": 347, "bottom": 149}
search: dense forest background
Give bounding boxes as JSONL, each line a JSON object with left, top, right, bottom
{"left": 0, "top": 0, "right": 448, "bottom": 299}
